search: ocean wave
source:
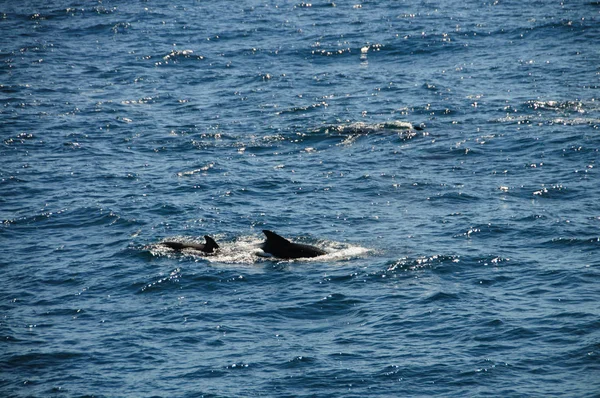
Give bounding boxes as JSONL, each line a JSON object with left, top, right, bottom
{"left": 155, "top": 49, "right": 205, "bottom": 66}
{"left": 314, "top": 120, "right": 419, "bottom": 134}
{"left": 1, "top": 207, "right": 123, "bottom": 230}
{"left": 544, "top": 236, "right": 600, "bottom": 249}
{"left": 138, "top": 267, "right": 182, "bottom": 293}
{"left": 277, "top": 293, "right": 365, "bottom": 320}
{"left": 386, "top": 254, "right": 460, "bottom": 272}
{"left": 492, "top": 99, "right": 600, "bottom": 127}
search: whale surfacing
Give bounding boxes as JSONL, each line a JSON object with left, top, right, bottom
{"left": 260, "top": 230, "right": 327, "bottom": 259}
{"left": 162, "top": 235, "right": 219, "bottom": 253}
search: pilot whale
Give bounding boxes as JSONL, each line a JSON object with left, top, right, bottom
{"left": 260, "top": 230, "right": 327, "bottom": 259}
{"left": 162, "top": 235, "right": 219, "bottom": 253}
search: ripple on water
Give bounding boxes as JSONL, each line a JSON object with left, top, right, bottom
{"left": 3, "top": 1, "right": 600, "bottom": 397}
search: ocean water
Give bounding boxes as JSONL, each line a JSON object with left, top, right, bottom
{"left": 1, "top": 0, "right": 600, "bottom": 396}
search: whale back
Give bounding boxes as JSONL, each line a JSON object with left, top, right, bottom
{"left": 162, "top": 235, "right": 219, "bottom": 253}
{"left": 261, "top": 230, "right": 326, "bottom": 259}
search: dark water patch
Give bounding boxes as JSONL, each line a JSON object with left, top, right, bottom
{"left": 565, "top": 340, "right": 600, "bottom": 367}
{"left": 277, "top": 101, "right": 332, "bottom": 116}
{"left": 206, "top": 338, "right": 225, "bottom": 348}
{"left": 549, "top": 317, "right": 600, "bottom": 340}
{"left": 279, "top": 293, "right": 364, "bottom": 321}
{"left": 483, "top": 318, "right": 504, "bottom": 328}
{"left": 384, "top": 34, "right": 464, "bottom": 58}
{"left": 187, "top": 271, "right": 249, "bottom": 287}
{"left": 0, "top": 84, "right": 22, "bottom": 94}
{"left": 282, "top": 355, "right": 317, "bottom": 369}
{"left": 476, "top": 326, "right": 539, "bottom": 342}
{"left": 515, "top": 213, "right": 550, "bottom": 223}
{"left": 3, "top": 351, "right": 86, "bottom": 370}
{"left": 37, "top": 307, "right": 88, "bottom": 319}
{"left": 182, "top": 367, "right": 227, "bottom": 379}
{"left": 525, "top": 286, "right": 551, "bottom": 296}
{"left": 0, "top": 207, "right": 126, "bottom": 232}
{"left": 423, "top": 291, "right": 461, "bottom": 303}
{"left": 321, "top": 272, "right": 361, "bottom": 284}
{"left": 452, "top": 223, "right": 513, "bottom": 240}
{"left": 427, "top": 191, "right": 481, "bottom": 203}
{"left": 270, "top": 367, "right": 370, "bottom": 397}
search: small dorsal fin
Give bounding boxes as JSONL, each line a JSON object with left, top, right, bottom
{"left": 262, "top": 230, "right": 291, "bottom": 245}
{"left": 203, "top": 235, "right": 219, "bottom": 252}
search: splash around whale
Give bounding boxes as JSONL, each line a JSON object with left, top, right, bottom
{"left": 150, "top": 231, "right": 369, "bottom": 264}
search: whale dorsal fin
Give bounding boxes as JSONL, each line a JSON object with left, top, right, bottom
{"left": 203, "top": 235, "right": 219, "bottom": 252}
{"left": 263, "top": 230, "right": 291, "bottom": 245}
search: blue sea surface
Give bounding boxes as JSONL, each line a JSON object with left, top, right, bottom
{"left": 1, "top": 1, "right": 600, "bottom": 396}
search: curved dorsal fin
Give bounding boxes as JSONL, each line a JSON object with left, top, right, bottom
{"left": 262, "top": 230, "right": 291, "bottom": 245}
{"left": 203, "top": 235, "right": 219, "bottom": 252}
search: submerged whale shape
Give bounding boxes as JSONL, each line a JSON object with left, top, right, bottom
{"left": 260, "top": 230, "right": 327, "bottom": 259}
{"left": 162, "top": 235, "right": 219, "bottom": 253}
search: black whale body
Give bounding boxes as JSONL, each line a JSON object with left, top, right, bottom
{"left": 260, "top": 230, "right": 327, "bottom": 259}
{"left": 162, "top": 235, "right": 219, "bottom": 253}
